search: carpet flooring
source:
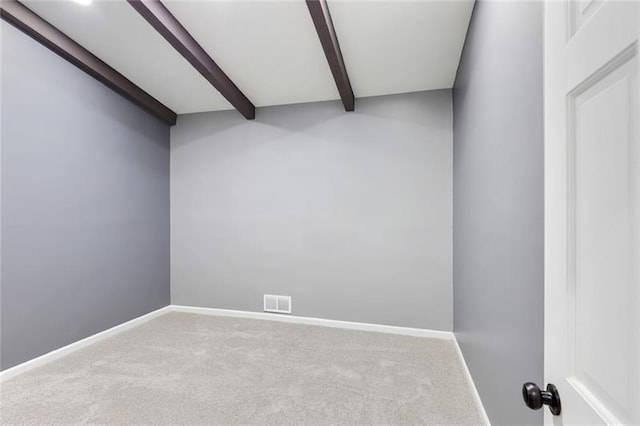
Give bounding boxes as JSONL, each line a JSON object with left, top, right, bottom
{"left": 0, "top": 312, "right": 483, "bottom": 424}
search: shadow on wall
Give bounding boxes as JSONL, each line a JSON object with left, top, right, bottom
{"left": 452, "top": 0, "right": 544, "bottom": 425}
{"left": 172, "top": 90, "right": 452, "bottom": 149}
{"left": 1, "top": 22, "right": 170, "bottom": 371}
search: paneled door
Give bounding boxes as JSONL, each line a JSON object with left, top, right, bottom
{"left": 544, "top": 0, "right": 639, "bottom": 424}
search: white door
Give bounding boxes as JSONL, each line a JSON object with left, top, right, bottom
{"left": 544, "top": 0, "right": 639, "bottom": 424}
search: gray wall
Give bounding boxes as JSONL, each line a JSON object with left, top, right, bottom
{"left": 0, "top": 22, "right": 171, "bottom": 370}
{"left": 171, "top": 91, "right": 453, "bottom": 331}
{"left": 452, "top": 1, "right": 544, "bottom": 425}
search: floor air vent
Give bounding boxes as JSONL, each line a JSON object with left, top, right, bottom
{"left": 263, "top": 294, "right": 292, "bottom": 314}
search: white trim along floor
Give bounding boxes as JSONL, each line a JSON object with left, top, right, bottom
{"left": 0, "top": 305, "right": 490, "bottom": 425}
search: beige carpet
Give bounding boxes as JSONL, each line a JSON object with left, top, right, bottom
{"left": 0, "top": 312, "right": 483, "bottom": 425}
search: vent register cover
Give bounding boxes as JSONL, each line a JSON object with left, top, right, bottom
{"left": 263, "top": 295, "right": 292, "bottom": 314}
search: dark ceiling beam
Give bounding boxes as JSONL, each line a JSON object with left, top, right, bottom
{"left": 127, "top": 0, "right": 255, "bottom": 120}
{"left": 306, "top": 0, "right": 354, "bottom": 112}
{"left": 0, "top": 0, "right": 177, "bottom": 126}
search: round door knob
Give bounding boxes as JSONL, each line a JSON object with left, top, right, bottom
{"left": 522, "top": 382, "right": 561, "bottom": 416}
{"left": 522, "top": 382, "right": 543, "bottom": 410}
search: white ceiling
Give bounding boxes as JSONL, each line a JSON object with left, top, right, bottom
{"left": 163, "top": 0, "right": 340, "bottom": 108}
{"left": 21, "top": 0, "right": 474, "bottom": 115}
{"left": 21, "top": 0, "right": 232, "bottom": 113}
{"left": 329, "top": 0, "right": 474, "bottom": 97}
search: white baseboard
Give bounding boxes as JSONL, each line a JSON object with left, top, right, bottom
{"left": 170, "top": 305, "right": 455, "bottom": 340}
{"left": 0, "top": 306, "right": 172, "bottom": 382}
{"left": 453, "top": 337, "right": 491, "bottom": 425}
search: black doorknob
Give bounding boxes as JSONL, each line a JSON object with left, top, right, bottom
{"left": 522, "top": 382, "right": 561, "bottom": 415}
